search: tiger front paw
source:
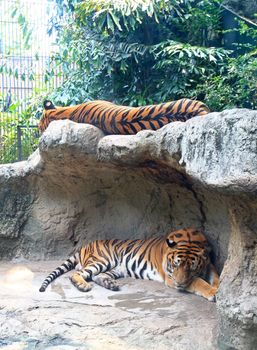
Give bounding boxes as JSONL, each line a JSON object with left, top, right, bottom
{"left": 205, "top": 287, "right": 218, "bottom": 302}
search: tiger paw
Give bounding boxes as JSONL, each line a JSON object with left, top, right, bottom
{"left": 205, "top": 287, "right": 218, "bottom": 302}
{"left": 103, "top": 278, "right": 119, "bottom": 291}
{"left": 70, "top": 274, "right": 92, "bottom": 292}
{"left": 92, "top": 275, "right": 119, "bottom": 291}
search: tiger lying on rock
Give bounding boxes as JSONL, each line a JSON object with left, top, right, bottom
{"left": 38, "top": 98, "right": 209, "bottom": 134}
{"left": 39, "top": 227, "right": 219, "bottom": 301}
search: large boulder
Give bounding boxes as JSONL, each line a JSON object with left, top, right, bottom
{"left": 0, "top": 109, "right": 256, "bottom": 349}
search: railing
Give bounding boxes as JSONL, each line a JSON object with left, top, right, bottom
{"left": 17, "top": 125, "right": 39, "bottom": 162}
{"left": 0, "top": 0, "right": 60, "bottom": 164}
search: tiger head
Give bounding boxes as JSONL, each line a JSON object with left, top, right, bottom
{"left": 38, "top": 100, "right": 57, "bottom": 133}
{"left": 163, "top": 227, "right": 211, "bottom": 289}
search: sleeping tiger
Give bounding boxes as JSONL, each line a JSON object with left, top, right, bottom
{"left": 39, "top": 227, "right": 219, "bottom": 301}
{"left": 38, "top": 98, "right": 209, "bottom": 134}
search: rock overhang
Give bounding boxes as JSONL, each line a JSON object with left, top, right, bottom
{"left": 35, "top": 108, "right": 257, "bottom": 194}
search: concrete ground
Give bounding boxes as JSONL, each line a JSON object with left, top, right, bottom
{"left": 0, "top": 261, "right": 218, "bottom": 350}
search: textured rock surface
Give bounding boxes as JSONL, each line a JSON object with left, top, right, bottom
{"left": 0, "top": 262, "right": 218, "bottom": 350}
{"left": 0, "top": 108, "right": 257, "bottom": 349}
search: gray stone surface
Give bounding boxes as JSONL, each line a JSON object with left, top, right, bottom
{"left": 0, "top": 262, "right": 218, "bottom": 350}
{"left": 98, "top": 109, "right": 257, "bottom": 192}
{"left": 0, "top": 108, "right": 257, "bottom": 349}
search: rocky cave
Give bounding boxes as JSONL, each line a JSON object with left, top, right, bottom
{"left": 0, "top": 108, "right": 256, "bottom": 350}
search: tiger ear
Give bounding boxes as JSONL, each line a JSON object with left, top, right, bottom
{"left": 43, "top": 100, "right": 56, "bottom": 110}
{"left": 166, "top": 239, "right": 177, "bottom": 248}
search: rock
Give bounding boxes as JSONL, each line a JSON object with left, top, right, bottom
{"left": 0, "top": 109, "right": 257, "bottom": 348}
{"left": 0, "top": 261, "right": 218, "bottom": 350}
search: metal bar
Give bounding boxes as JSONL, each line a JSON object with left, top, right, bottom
{"left": 17, "top": 126, "right": 22, "bottom": 161}
{"left": 0, "top": 0, "right": 62, "bottom": 163}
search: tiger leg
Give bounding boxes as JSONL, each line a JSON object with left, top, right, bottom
{"left": 70, "top": 260, "right": 104, "bottom": 292}
{"left": 185, "top": 277, "right": 218, "bottom": 302}
{"left": 92, "top": 269, "right": 124, "bottom": 291}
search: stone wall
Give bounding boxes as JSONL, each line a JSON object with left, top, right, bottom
{"left": 0, "top": 109, "right": 256, "bottom": 349}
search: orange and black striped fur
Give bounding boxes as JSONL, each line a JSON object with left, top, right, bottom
{"left": 39, "top": 228, "right": 219, "bottom": 301}
{"left": 38, "top": 98, "right": 209, "bottom": 134}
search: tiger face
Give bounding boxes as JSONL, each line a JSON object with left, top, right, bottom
{"left": 163, "top": 228, "right": 210, "bottom": 289}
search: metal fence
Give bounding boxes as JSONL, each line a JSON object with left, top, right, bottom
{"left": 0, "top": 0, "right": 61, "bottom": 164}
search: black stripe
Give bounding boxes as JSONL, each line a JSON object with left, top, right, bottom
{"left": 131, "top": 242, "right": 143, "bottom": 257}
{"left": 125, "top": 252, "right": 133, "bottom": 267}
{"left": 131, "top": 260, "right": 137, "bottom": 272}
{"left": 165, "top": 101, "right": 176, "bottom": 113}
{"left": 56, "top": 267, "right": 64, "bottom": 274}
{"left": 62, "top": 263, "right": 70, "bottom": 270}
{"left": 138, "top": 251, "right": 146, "bottom": 266}
{"left": 124, "top": 240, "right": 138, "bottom": 255}
{"left": 149, "top": 121, "right": 157, "bottom": 130}
{"left": 69, "top": 106, "right": 84, "bottom": 121}
{"left": 184, "top": 100, "right": 194, "bottom": 112}
{"left": 176, "top": 99, "right": 184, "bottom": 113}
{"left": 127, "top": 123, "right": 138, "bottom": 134}
{"left": 146, "top": 273, "right": 152, "bottom": 280}
{"left": 137, "top": 121, "right": 146, "bottom": 129}
{"left": 55, "top": 109, "right": 67, "bottom": 116}
{"left": 96, "top": 262, "right": 103, "bottom": 273}
{"left": 134, "top": 271, "right": 140, "bottom": 279}
{"left": 110, "top": 109, "right": 123, "bottom": 133}
{"left": 139, "top": 261, "right": 147, "bottom": 279}
{"left": 84, "top": 269, "right": 93, "bottom": 279}
{"left": 76, "top": 105, "right": 91, "bottom": 123}
{"left": 83, "top": 103, "right": 100, "bottom": 119}
{"left": 90, "top": 105, "right": 105, "bottom": 124}
{"left": 155, "top": 117, "right": 164, "bottom": 128}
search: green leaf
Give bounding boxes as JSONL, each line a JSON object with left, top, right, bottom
{"left": 179, "top": 51, "right": 184, "bottom": 58}
{"left": 11, "top": 7, "right": 18, "bottom": 18}
{"left": 18, "top": 14, "right": 25, "bottom": 26}
{"left": 109, "top": 11, "right": 122, "bottom": 31}
{"left": 209, "top": 54, "right": 216, "bottom": 62}
{"left": 106, "top": 13, "right": 114, "bottom": 33}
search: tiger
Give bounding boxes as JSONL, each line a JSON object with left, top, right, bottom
{"left": 38, "top": 98, "right": 210, "bottom": 134}
{"left": 39, "top": 227, "right": 219, "bottom": 301}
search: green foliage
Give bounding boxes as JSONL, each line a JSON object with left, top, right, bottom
{"left": 46, "top": 0, "right": 256, "bottom": 110}
{"left": 0, "top": 96, "right": 42, "bottom": 164}
{"left": 151, "top": 41, "right": 229, "bottom": 99}
{"left": 47, "top": 0, "right": 233, "bottom": 107}
{"left": 0, "top": 125, "right": 39, "bottom": 164}
{"left": 196, "top": 53, "right": 257, "bottom": 110}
